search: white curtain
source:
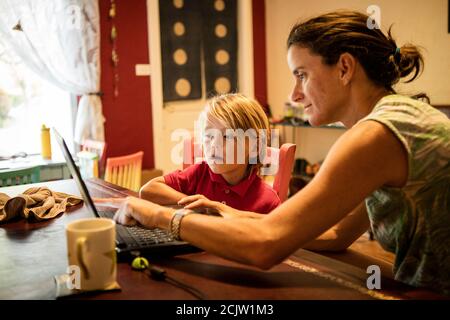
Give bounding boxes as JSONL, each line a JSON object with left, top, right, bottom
{"left": 0, "top": 0, "right": 104, "bottom": 143}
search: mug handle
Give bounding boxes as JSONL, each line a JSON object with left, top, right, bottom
{"left": 76, "top": 237, "right": 90, "bottom": 280}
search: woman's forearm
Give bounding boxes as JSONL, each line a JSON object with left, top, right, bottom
{"left": 304, "top": 202, "right": 370, "bottom": 252}
{"left": 216, "top": 202, "right": 266, "bottom": 219}
{"left": 302, "top": 229, "right": 343, "bottom": 251}
{"left": 153, "top": 208, "right": 277, "bottom": 268}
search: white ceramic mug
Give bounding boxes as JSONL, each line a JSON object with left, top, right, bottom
{"left": 66, "top": 218, "right": 117, "bottom": 291}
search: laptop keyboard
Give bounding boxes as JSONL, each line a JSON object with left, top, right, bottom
{"left": 97, "top": 210, "right": 174, "bottom": 249}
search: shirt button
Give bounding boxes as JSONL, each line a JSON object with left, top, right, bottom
{"left": 221, "top": 201, "right": 227, "bottom": 204}
{"left": 224, "top": 189, "right": 230, "bottom": 194}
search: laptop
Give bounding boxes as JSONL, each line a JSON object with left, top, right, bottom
{"left": 53, "top": 129, "right": 200, "bottom": 261}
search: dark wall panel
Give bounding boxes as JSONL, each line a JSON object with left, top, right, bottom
{"left": 202, "top": 0, "right": 237, "bottom": 97}
{"left": 159, "top": 0, "right": 202, "bottom": 101}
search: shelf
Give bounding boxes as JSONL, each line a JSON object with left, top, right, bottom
{"left": 271, "top": 120, "right": 346, "bottom": 130}
{"left": 291, "top": 174, "right": 313, "bottom": 182}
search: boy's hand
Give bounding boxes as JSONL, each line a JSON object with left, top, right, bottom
{"left": 178, "top": 194, "right": 220, "bottom": 212}
{"left": 178, "top": 194, "right": 241, "bottom": 219}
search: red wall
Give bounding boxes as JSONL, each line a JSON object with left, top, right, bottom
{"left": 252, "top": 0, "right": 268, "bottom": 109}
{"left": 99, "top": 0, "right": 154, "bottom": 169}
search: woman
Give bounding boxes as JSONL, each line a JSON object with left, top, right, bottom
{"left": 99, "top": 11, "right": 450, "bottom": 294}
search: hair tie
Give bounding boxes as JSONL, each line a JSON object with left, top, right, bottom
{"left": 394, "top": 47, "right": 401, "bottom": 56}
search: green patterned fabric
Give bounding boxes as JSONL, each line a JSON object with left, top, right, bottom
{"left": 359, "top": 94, "right": 450, "bottom": 295}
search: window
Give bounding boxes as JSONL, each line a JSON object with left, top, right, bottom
{"left": 0, "top": 41, "right": 74, "bottom": 157}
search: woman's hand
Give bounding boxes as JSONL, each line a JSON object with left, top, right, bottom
{"left": 93, "top": 196, "right": 169, "bottom": 227}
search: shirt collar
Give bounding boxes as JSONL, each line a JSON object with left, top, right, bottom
{"left": 207, "top": 165, "right": 257, "bottom": 198}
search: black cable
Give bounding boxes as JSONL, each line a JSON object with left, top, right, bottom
{"left": 145, "top": 265, "right": 207, "bottom": 300}
{"left": 165, "top": 276, "right": 206, "bottom": 300}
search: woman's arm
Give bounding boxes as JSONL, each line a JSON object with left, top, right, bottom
{"left": 302, "top": 202, "right": 370, "bottom": 251}
{"left": 117, "top": 120, "right": 407, "bottom": 269}
{"left": 139, "top": 176, "right": 187, "bottom": 205}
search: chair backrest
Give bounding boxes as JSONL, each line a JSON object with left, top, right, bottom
{"left": 104, "top": 151, "right": 144, "bottom": 192}
{"left": 268, "top": 143, "right": 296, "bottom": 202}
{"left": 0, "top": 166, "right": 41, "bottom": 187}
{"left": 182, "top": 137, "right": 296, "bottom": 202}
{"left": 81, "top": 139, "right": 107, "bottom": 177}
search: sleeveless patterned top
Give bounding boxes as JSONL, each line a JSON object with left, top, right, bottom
{"left": 359, "top": 94, "right": 450, "bottom": 295}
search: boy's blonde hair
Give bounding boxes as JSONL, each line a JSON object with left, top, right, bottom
{"left": 205, "top": 93, "right": 271, "bottom": 173}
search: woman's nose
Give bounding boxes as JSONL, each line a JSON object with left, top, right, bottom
{"left": 290, "top": 82, "right": 305, "bottom": 103}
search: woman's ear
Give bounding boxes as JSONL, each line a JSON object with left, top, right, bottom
{"left": 337, "top": 52, "right": 356, "bottom": 85}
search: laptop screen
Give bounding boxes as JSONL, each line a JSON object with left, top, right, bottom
{"left": 53, "top": 129, "right": 100, "bottom": 218}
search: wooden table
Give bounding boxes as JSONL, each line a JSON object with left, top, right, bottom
{"left": 0, "top": 178, "right": 445, "bottom": 300}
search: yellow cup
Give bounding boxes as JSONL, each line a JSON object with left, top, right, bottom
{"left": 41, "top": 125, "right": 52, "bottom": 159}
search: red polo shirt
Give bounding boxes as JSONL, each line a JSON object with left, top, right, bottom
{"left": 164, "top": 162, "right": 280, "bottom": 214}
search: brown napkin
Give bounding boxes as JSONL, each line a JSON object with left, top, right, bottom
{"left": 0, "top": 187, "right": 83, "bottom": 223}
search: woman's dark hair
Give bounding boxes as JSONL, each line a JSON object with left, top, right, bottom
{"left": 287, "top": 11, "right": 425, "bottom": 93}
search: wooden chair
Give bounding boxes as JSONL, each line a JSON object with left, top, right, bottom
{"left": 0, "top": 166, "right": 41, "bottom": 187}
{"left": 104, "top": 151, "right": 144, "bottom": 192}
{"left": 182, "top": 137, "right": 296, "bottom": 202}
{"left": 81, "top": 139, "right": 107, "bottom": 178}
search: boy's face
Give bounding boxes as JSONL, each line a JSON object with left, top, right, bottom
{"left": 202, "top": 113, "right": 249, "bottom": 175}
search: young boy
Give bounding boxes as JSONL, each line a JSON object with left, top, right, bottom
{"left": 140, "top": 93, "right": 280, "bottom": 214}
